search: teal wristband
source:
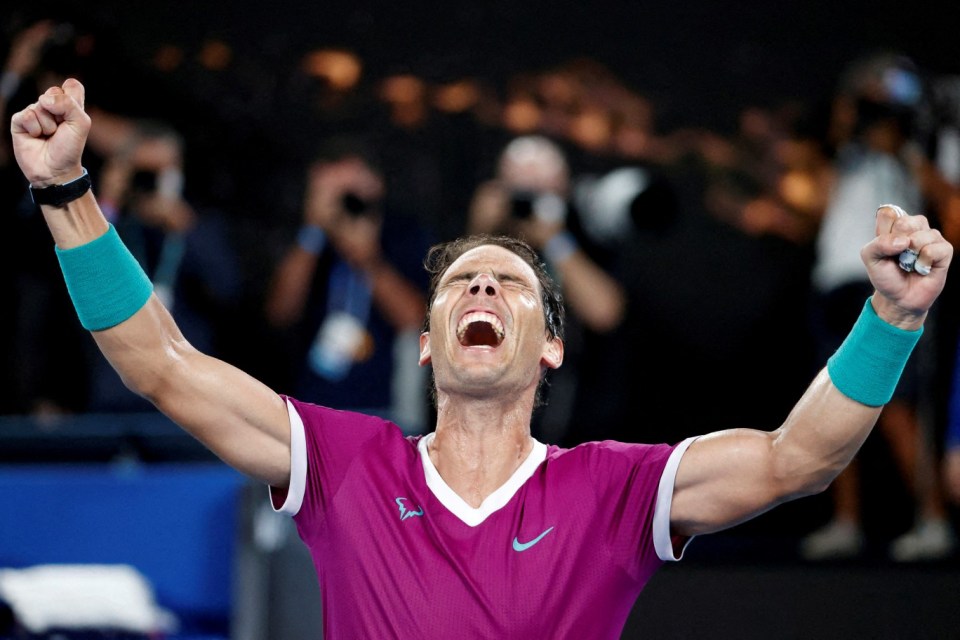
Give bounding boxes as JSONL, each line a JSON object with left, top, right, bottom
{"left": 827, "top": 297, "right": 922, "bottom": 407}
{"left": 55, "top": 225, "right": 154, "bottom": 331}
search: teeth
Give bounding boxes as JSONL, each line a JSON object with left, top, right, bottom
{"left": 457, "top": 311, "right": 504, "bottom": 341}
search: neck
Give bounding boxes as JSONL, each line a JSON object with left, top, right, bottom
{"left": 429, "top": 392, "right": 536, "bottom": 508}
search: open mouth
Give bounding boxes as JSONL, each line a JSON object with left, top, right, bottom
{"left": 456, "top": 311, "right": 505, "bottom": 348}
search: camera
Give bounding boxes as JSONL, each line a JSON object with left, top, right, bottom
{"left": 131, "top": 170, "right": 159, "bottom": 193}
{"left": 341, "top": 192, "right": 378, "bottom": 217}
{"left": 508, "top": 191, "right": 566, "bottom": 224}
{"left": 509, "top": 191, "right": 536, "bottom": 220}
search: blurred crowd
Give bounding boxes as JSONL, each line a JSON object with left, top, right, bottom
{"left": 2, "top": 15, "right": 960, "bottom": 561}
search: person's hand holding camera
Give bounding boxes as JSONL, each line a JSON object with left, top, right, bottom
{"left": 510, "top": 190, "right": 567, "bottom": 251}
{"left": 304, "top": 157, "right": 386, "bottom": 270}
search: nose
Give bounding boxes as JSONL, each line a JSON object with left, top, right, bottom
{"left": 468, "top": 273, "right": 499, "bottom": 298}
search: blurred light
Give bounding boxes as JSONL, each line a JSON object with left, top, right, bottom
{"left": 502, "top": 98, "right": 541, "bottom": 133}
{"left": 434, "top": 79, "right": 480, "bottom": 113}
{"left": 614, "top": 124, "right": 651, "bottom": 159}
{"left": 779, "top": 170, "right": 820, "bottom": 213}
{"left": 538, "top": 72, "right": 577, "bottom": 108}
{"left": 198, "top": 40, "right": 232, "bottom": 71}
{"left": 302, "top": 49, "right": 362, "bottom": 91}
{"left": 570, "top": 107, "right": 612, "bottom": 151}
{"left": 380, "top": 74, "right": 426, "bottom": 104}
{"left": 153, "top": 44, "right": 184, "bottom": 73}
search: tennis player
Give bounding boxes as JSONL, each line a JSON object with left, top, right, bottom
{"left": 12, "top": 80, "right": 953, "bottom": 638}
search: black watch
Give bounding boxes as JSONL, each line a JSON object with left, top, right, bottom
{"left": 29, "top": 168, "right": 92, "bottom": 207}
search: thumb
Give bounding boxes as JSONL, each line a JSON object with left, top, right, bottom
{"left": 62, "top": 78, "right": 86, "bottom": 110}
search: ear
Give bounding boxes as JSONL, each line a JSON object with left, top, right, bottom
{"left": 418, "top": 332, "right": 431, "bottom": 366}
{"left": 540, "top": 336, "right": 563, "bottom": 370}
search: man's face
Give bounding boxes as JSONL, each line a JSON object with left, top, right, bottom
{"left": 420, "top": 245, "right": 563, "bottom": 402}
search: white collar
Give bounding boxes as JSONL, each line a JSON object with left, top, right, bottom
{"left": 418, "top": 432, "right": 547, "bottom": 527}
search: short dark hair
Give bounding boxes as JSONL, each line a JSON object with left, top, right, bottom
{"left": 422, "top": 235, "right": 565, "bottom": 340}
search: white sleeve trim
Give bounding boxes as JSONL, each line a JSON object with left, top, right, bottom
{"left": 270, "top": 399, "right": 307, "bottom": 516}
{"left": 653, "top": 436, "right": 698, "bottom": 562}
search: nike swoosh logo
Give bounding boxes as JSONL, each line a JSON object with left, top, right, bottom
{"left": 512, "top": 526, "right": 554, "bottom": 552}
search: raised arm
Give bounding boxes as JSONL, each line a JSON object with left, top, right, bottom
{"left": 670, "top": 205, "right": 952, "bottom": 536}
{"left": 11, "top": 80, "right": 291, "bottom": 487}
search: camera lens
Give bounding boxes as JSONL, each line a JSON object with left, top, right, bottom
{"left": 341, "top": 192, "right": 370, "bottom": 217}
{"left": 509, "top": 192, "right": 535, "bottom": 220}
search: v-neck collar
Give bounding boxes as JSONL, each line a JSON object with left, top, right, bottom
{"left": 418, "top": 432, "right": 547, "bottom": 527}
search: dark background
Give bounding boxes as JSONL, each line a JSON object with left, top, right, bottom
{"left": 9, "top": 1, "right": 958, "bottom": 138}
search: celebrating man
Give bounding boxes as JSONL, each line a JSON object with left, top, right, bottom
{"left": 11, "top": 80, "right": 953, "bottom": 638}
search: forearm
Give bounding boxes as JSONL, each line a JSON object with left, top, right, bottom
{"left": 265, "top": 247, "right": 320, "bottom": 327}
{"left": 39, "top": 183, "right": 110, "bottom": 248}
{"left": 550, "top": 251, "right": 625, "bottom": 333}
{"left": 772, "top": 296, "right": 920, "bottom": 494}
{"left": 771, "top": 369, "right": 881, "bottom": 496}
{"left": 366, "top": 259, "right": 427, "bottom": 331}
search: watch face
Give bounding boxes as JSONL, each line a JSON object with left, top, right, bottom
{"left": 30, "top": 169, "right": 92, "bottom": 207}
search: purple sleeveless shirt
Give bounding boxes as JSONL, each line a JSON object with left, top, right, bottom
{"left": 271, "top": 397, "right": 694, "bottom": 639}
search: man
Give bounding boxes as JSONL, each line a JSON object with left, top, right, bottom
{"left": 12, "top": 80, "right": 953, "bottom": 638}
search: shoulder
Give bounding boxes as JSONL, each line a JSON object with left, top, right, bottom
{"left": 549, "top": 439, "right": 676, "bottom": 464}
{"left": 284, "top": 395, "right": 407, "bottom": 447}
{"left": 543, "top": 440, "right": 680, "bottom": 487}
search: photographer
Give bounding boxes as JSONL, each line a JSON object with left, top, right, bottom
{"left": 265, "top": 140, "right": 430, "bottom": 431}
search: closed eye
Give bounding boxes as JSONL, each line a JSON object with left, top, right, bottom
{"left": 439, "top": 273, "right": 474, "bottom": 289}
{"left": 440, "top": 270, "right": 534, "bottom": 291}
{"left": 498, "top": 274, "right": 534, "bottom": 291}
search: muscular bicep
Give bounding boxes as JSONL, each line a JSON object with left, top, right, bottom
{"left": 669, "top": 429, "right": 792, "bottom": 537}
{"left": 93, "top": 296, "right": 292, "bottom": 487}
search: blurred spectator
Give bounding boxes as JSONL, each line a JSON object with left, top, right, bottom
{"left": 265, "top": 140, "right": 431, "bottom": 433}
{"left": 802, "top": 54, "right": 956, "bottom": 561}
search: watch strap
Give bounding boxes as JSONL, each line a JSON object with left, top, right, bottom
{"left": 30, "top": 168, "right": 92, "bottom": 207}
